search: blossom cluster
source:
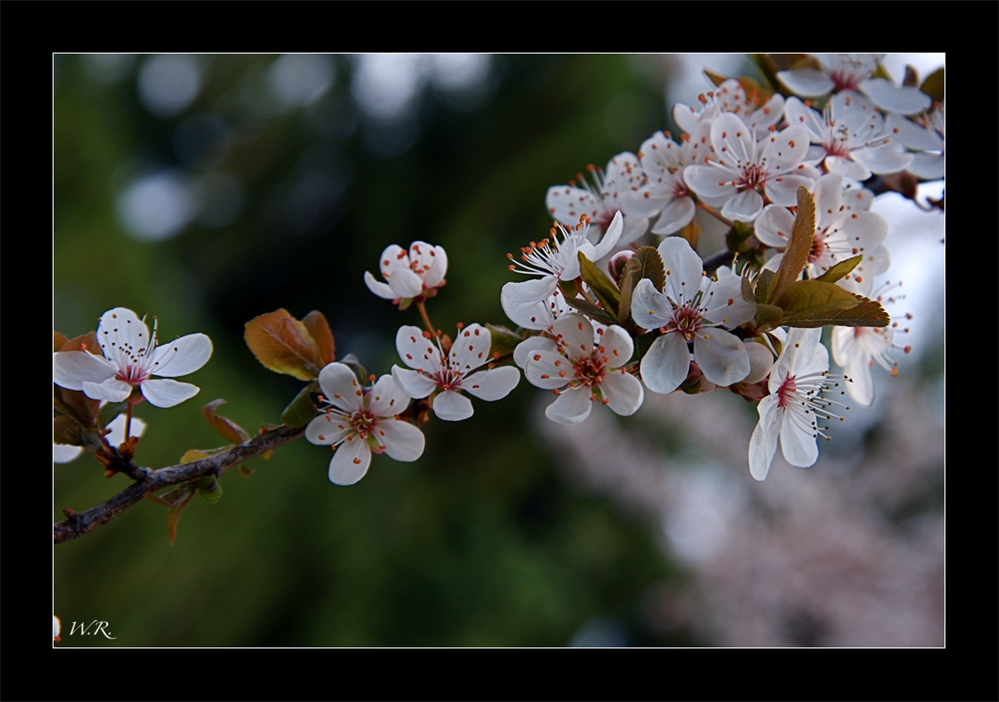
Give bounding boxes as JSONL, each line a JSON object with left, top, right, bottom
{"left": 500, "top": 54, "right": 936, "bottom": 481}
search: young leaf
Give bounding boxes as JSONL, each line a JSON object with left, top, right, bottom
{"left": 485, "top": 324, "right": 524, "bottom": 359}
{"left": 244, "top": 309, "right": 323, "bottom": 381}
{"left": 618, "top": 247, "right": 665, "bottom": 329}
{"left": 769, "top": 186, "right": 815, "bottom": 305}
{"left": 577, "top": 251, "right": 621, "bottom": 318}
{"left": 196, "top": 476, "right": 223, "bottom": 504}
{"left": 783, "top": 295, "right": 890, "bottom": 328}
{"left": 202, "top": 399, "right": 251, "bottom": 445}
{"left": 813, "top": 254, "right": 863, "bottom": 285}
{"left": 281, "top": 381, "right": 319, "bottom": 428}
{"left": 563, "top": 296, "right": 618, "bottom": 327}
{"left": 773, "top": 279, "right": 860, "bottom": 317}
{"left": 302, "top": 310, "right": 336, "bottom": 367}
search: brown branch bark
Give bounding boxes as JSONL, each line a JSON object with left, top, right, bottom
{"left": 54, "top": 423, "right": 306, "bottom": 545}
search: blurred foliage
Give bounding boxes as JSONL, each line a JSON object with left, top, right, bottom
{"left": 54, "top": 54, "right": 686, "bottom": 646}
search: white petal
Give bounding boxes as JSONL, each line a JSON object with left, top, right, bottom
{"left": 753, "top": 205, "right": 795, "bottom": 248}
{"left": 364, "top": 271, "right": 398, "bottom": 300}
{"left": 631, "top": 278, "right": 671, "bottom": 331}
{"left": 779, "top": 413, "right": 819, "bottom": 468}
{"left": 850, "top": 145, "right": 913, "bottom": 176}
{"left": 597, "top": 325, "right": 633, "bottom": 367}
{"left": 743, "top": 341, "right": 775, "bottom": 385}
{"left": 317, "top": 363, "right": 364, "bottom": 413}
{"left": 82, "top": 378, "right": 133, "bottom": 403}
{"left": 684, "top": 165, "right": 737, "bottom": 202}
{"left": 525, "top": 349, "right": 570, "bottom": 390}
{"left": 749, "top": 395, "right": 782, "bottom": 481}
{"left": 599, "top": 370, "right": 644, "bottom": 417}
{"left": 430, "top": 389, "right": 474, "bottom": 421}
{"left": 721, "top": 188, "right": 764, "bottom": 223}
{"left": 368, "top": 374, "right": 410, "bottom": 417}
{"left": 639, "top": 333, "right": 690, "bottom": 395}
{"left": 906, "top": 152, "right": 944, "bottom": 180}
{"left": 824, "top": 155, "right": 871, "bottom": 182}
{"left": 649, "top": 197, "right": 696, "bottom": 236}
{"left": 53, "top": 350, "right": 115, "bottom": 391}
{"left": 592, "top": 210, "right": 624, "bottom": 260}
{"left": 140, "top": 378, "right": 200, "bottom": 408}
{"left": 391, "top": 366, "right": 437, "bottom": 400}
{"left": 376, "top": 418, "right": 425, "bottom": 462}
{"left": 151, "top": 333, "right": 213, "bottom": 378}
{"left": 396, "top": 325, "right": 441, "bottom": 373}
{"left": 386, "top": 268, "right": 425, "bottom": 299}
{"left": 859, "top": 78, "right": 931, "bottom": 115}
{"left": 544, "top": 386, "right": 592, "bottom": 425}
{"left": 501, "top": 277, "right": 559, "bottom": 309}
{"left": 463, "top": 366, "right": 520, "bottom": 401}
{"left": 328, "top": 438, "right": 371, "bottom": 485}
{"left": 693, "top": 330, "right": 751, "bottom": 386}
{"left": 449, "top": 323, "right": 492, "bottom": 374}
{"left": 306, "top": 411, "right": 351, "bottom": 445}
{"left": 96, "top": 307, "right": 150, "bottom": 360}
{"left": 845, "top": 351, "right": 876, "bottom": 407}
{"left": 106, "top": 413, "right": 146, "bottom": 443}
{"left": 513, "top": 335, "right": 558, "bottom": 370}
{"left": 657, "top": 236, "right": 703, "bottom": 305}
{"left": 776, "top": 67, "right": 834, "bottom": 98}
{"left": 502, "top": 293, "right": 555, "bottom": 331}
{"left": 763, "top": 174, "right": 815, "bottom": 208}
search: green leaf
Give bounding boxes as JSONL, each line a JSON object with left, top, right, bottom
{"left": 774, "top": 280, "right": 859, "bottom": 323}
{"left": 485, "top": 324, "right": 524, "bottom": 359}
{"left": 783, "top": 294, "right": 890, "bottom": 328}
{"left": 769, "top": 186, "right": 815, "bottom": 305}
{"left": 754, "top": 269, "right": 776, "bottom": 306}
{"left": 244, "top": 309, "right": 323, "bottom": 381}
{"left": 196, "top": 476, "right": 223, "bottom": 504}
{"left": 813, "top": 254, "right": 863, "bottom": 285}
{"left": 754, "top": 303, "right": 784, "bottom": 333}
{"left": 202, "top": 399, "right": 251, "bottom": 445}
{"left": 617, "top": 246, "right": 665, "bottom": 329}
{"left": 577, "top": 251, "right": 621, "bottom": 318}
{"left": 920, "top": 67, "right": 944, "bottom": 104}
{"left": 146, "top": 483, "right": 198, "bottom": 546}
{"left": 563, "top": 296, "right": 618, "bottom": 327}
{"left": 281, "top": 381, "right": 319, "bottom": 428}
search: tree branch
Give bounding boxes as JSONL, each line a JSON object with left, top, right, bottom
{"left": 54, "top": 423, "right": 306, "bottom": 545}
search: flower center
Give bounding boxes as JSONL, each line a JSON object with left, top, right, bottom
{"left": 349, "top": 410, "right": 375, "bottom": 440}
{"left": 668, "top": 306, "right": 704, "bottom": 342}
{"left": 573, "top": 354, "right": 605, "bottom": 386}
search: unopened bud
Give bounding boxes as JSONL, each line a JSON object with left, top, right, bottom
{"left": 742, "top": 341, "right": 775, "bottom": 384}
{"left": 608, "top": 250, "right": 635, "bottom": 285}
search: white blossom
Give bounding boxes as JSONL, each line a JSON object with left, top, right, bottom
{"left": 53, "top": 307, "right": 212, "bottom": 408}
{"left": 392, "top": 324, "right": 520, "bottom": 421}
{"left": 748, "top": 327, "right": 850, "bottom": 481}
{"left": 631, "top": 237, "right": 756, "bottom": 393}
{"left": 364, "top": 241, "right": 447, "bottom": 303}
{"left": 306, "top": 363, "right": 425, "bottom": 485}
{"left": 524, "top": 313, "right": 643, "bottom": 425}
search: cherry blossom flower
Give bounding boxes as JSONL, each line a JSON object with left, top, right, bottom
{"left": 631, "top": 237, "right": 757, "bottom": 394}
{"left": 684, "top": 113, "right": 814, "bottom": 222}
{"left": 754, "top": 173, "right": 889, "bottom": 289}
{"left": 831, "top": 282, "right": 912, "bottom": 406}
{"left": 54, "top": 412, "right": 147, "bottom": 464}
{"left": 785, "top": 93, "right": 913, "bottom": 181}
{"left": 776, "top": 54, "right": 931, "bottom": 115}
{"left": 886, "top": 100, "right": 945, "bottom": 180}
{"left": 501, "top": 211, "right": 623, "bottom": 310}
{"left": 53, "top": 307, "right": 212, "bottom": 409}
{"left": 306, "top": 363, "right": 425, "bottom": 485}
{"left": 748, "top": 327, "right": 851, "bottom": 481}
{"left": 524, "top": 313, "right": 643, "bottom": 425}
{"left": 392, "top": 324, "right": 520, "bottom": 421}
{"left": 545, "top": 155, "right": 649, "bottom": 242}
{"left": 501, "top": 289, "right": 573, "bottom": 369}
{"left": 364, "top": 241, "right": 447, "bottom": 304}
{"left": 672, "top": 78, "right": 785, "bottom": 137}
{"left": 619, "top": 124, "right": 714, "bottom": 236}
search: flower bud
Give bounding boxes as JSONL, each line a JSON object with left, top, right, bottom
{"left": 608, "top": 250, "right": 634, "bottom": 285}
{"left": 742, "top": 341, "right": 775, "bottom": 385}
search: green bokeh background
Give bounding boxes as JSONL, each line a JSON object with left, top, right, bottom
{"left": 54, "top": 54, "right": 686, "bottom": 647}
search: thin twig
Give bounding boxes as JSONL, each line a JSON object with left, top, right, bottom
{"left": 54, "top": 423, "right": 306, "bottom": 545}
